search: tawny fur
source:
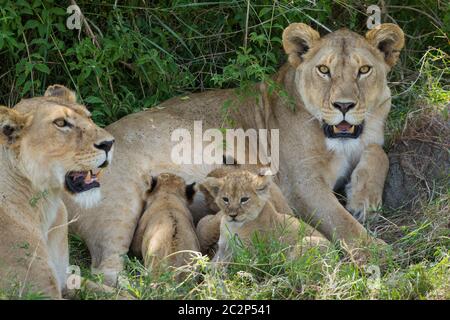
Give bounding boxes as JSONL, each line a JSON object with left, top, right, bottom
{"left": 196, "top": 167, "right": 323, "bottom": 256}
{"left": 198, "top": 171, "right": 328, "bottom": 263}
{"left": 131, "top": 173, "right": 200, "bottom": 276}
{"left": 0, "top": 85, "right": 114, "bottom": 299}
{"left": 199, "top": 165, "right": 293, "bottom": 214}
{"left": 65, "top": 23, "right": 404, "bottom": 284}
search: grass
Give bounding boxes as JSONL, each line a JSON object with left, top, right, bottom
{"left": 65, "top": 172, "right": 448, "bottom": 300}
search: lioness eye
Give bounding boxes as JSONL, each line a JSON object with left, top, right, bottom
{"left": 240, "top": 197, "right": 250, "bottom": 204}
{"left": 54, "top": 118, "right": 70, "bottom": 128}
{"left": 222, "top": 197, "right": 229, "bottom": 204}
{"left": 359, "top": 65, "right": 371, "bottom": 75}
{"left": 317, "top": 65, "right": 330, "bottom": 75}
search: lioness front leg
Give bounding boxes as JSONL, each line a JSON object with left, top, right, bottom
{"left": 290, "top": 177, "right": 381, "bottom": 264}
{"left": 48, "top": 203, "right": 69, "bottom": 294}
{"left": 346, "top": 144, "right": 389, "bottom": 223}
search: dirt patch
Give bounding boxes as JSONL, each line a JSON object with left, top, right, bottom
{"left": 383, "top": 109, "right": 449, "bottom": 210}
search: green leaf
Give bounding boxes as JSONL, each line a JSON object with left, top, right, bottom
{"left": 84, "top": 96, "right": 104, "bottom": 104}
{"left": 34, "top": 63, "right": 50, "bottom": 74}
{"left": 258, "top": 7, "right": 272, "bottom": 18}
{"left": 49, "top": 7, "right": 66, "bottom": 16}
{"left": 32, "top": 0, "right": 42, "bottom": 9}
{"left": 23, "top": 20, "right": 40, "bottom": 30}
{"left": 22, "top": 81, "right": 32, "bottom": 94}
{"left": 16, "top": 0, "right": 32, "bottom": 9}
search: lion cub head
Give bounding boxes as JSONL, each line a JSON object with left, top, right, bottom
{"left": 201, "top": 170, "right": 271, "bottom": 223}
{"left": 146, "top": 173, "right": 196, "bottom": 204}
{"left": 0, "top": 85, "right": 115, "bottom": 208}
{"left": 0, "top": 107, "right": 31, "bottom": 146}
{"left": 282, "top": 23, "right": 404, "bottom": 139}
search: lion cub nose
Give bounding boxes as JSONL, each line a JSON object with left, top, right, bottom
{"left": 229, "top": 213, "right": 238, "bottom": 218}
{"left": 332, "top": 102, "right": 356, "bottom": 115}
{"left": 94, "top": 140, "right": 115, "bottom": 153}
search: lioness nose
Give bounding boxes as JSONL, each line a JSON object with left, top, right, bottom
{"left": 94, "top": 140, "right": 115, "bottom": 153}
{"left": 229, "top": 213, "right": 238, "bottom": 218}
{"left": 332, "top": 102, "right": 355, "bottom": 114}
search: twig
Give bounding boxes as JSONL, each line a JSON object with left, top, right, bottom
{"left": 387, "top": 5, "right": 443, "bottom": 27}
{"left": 21, "top": 32, "right": 34, "bottom": 96}
{"left": 70, "top": 0, "right": 100, "bottom": 49}
{"left": 243, "top": 0, "right": 250, "bottom": 49}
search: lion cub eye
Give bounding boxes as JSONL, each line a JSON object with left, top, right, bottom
{"left": 222, "top": 197, "right": 229, "bottom": 204}
{"left": 317, "top": 65, "right": 330, "bottom": 75}
{"left": 240, "top": 197, "right": 250, "bottom": 204}
{"left": 358, "top": 65, "right": 372, "bottom": 75}
{"left": 53, "top": 118, "right": 72, "bottom": 128}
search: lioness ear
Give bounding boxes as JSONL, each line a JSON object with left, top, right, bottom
{"left": 44, "top": 84, "right": 77, "bottom": 103}
{"left": 282, "top": 23, "right": 320, "bottom": 67}
{"left": 0, "top": 106, "right": 32, "bottom": 145}
{"left": 201, "top": 177, "right": 223, "bottom": 198}
{"left": 365, "top": 23, "right": 405, "bottom": 68}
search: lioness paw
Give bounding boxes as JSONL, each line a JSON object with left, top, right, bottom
{"left": 346, "top": 183, "right": 382, "bottom": 224}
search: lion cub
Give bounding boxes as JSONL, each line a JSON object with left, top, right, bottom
{"left": 197, "top": 166, "right": 323, "bottom": 256}
{"left": 198, "top": 165, "right": 293, "bottom": 214}
{"left": 131, "top": 173, "right": 200, "bottom": 275}
{"left": 199, "top": 170, "right": 328, "bottom": 263}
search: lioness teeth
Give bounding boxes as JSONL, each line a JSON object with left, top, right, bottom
{"left": 332, "top": 124, "right": 356, "bottom": 134}
{"left": 84, "top": 171, "right": 92, "bottom": 184}
{"left": 96, "top": 169, "right": 104, "bottom": 180}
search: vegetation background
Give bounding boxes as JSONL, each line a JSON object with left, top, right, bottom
{"left": 0, "top": 0, "right": 448, "bottom": 299}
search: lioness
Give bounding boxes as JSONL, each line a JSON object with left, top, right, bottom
{"left": 0, "top": 85, "right": 114, "bottom": 299}
{"left": 66, "top": 23, "right": 404, "bottom": 285}
{"left": 200, "top": 170, "right": 328, "bottom": 263}
{"left": 130, "top": 173, "right": 200, "bottom": 275}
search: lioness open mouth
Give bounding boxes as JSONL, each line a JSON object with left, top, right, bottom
{"left": 65, "top": 169, "right": 103, "bottom": 193}
{"left": 323, "top": 121, "right": 363, "bottom": 139}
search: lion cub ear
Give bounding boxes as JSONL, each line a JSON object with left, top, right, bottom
{"left": 255, "top": 173, "right": 272, "bottom": 195}
{"left": 0, "top": 106, "right": 32, "bottom": 146}
{"left": 44, "top": 84, "right": 77, "bottom": 103}
{"left": 365, "top": 23, "right": 405, "bottom": 68}
{"left": 185, "top": 182, "right": 196, "bottom": 202}
{"left": 149, "top": 175, "right": 158, "bottom": 192}
{"left": 282, "top": 23, "right": 320, "bottom": 68}
{"left": 201, "top": 177, "right": 223, "bottom": 199}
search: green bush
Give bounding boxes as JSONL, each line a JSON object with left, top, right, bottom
{"left": 0, "top": 0, "right": 448, "bottom": 126}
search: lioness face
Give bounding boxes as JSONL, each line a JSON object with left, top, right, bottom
{"left": 12, "top": 85, "right": 115, "bottom": 208}
{"left": 203, "top": 171, "right": 271, "bottom": 223}
{"left": 283, "top": 23, "right": 404, "bottom": 139}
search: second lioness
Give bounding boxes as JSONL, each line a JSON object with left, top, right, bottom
{"left": 131, "top": 173, "right": 200, "bottom": 274}
{"left": 200, "top": 170, "right": 329, "bottom": 263}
